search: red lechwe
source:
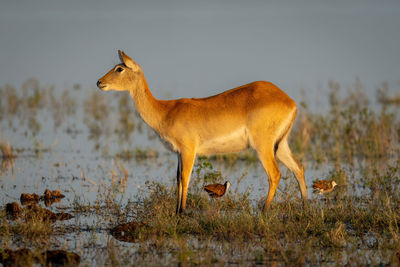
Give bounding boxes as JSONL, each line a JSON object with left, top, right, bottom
{"left": 97, "top": 50, "right": 308, "bottom": 214}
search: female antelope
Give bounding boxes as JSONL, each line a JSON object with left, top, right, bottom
{"left": 97, "top": 51, "right": 308, "bottom": 214}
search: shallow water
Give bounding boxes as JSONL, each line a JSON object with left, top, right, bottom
{"left": 0, "top": 84, "right": 398, "bottom": 266}
{"left": 0, "top": 85, "right": 329, "bottom": 207}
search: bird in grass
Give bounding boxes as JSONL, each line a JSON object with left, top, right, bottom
{"left": 313, "top": 180, "right": 337, "bottom": 194}
{"left": 204, "top": 181, "right": 230, "bottom": 198}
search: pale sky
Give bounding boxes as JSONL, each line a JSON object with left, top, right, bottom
{"left": 0, "top": 0, "right": 399, "bottom": 99}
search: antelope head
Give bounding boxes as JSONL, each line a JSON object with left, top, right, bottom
{"left": 97, "top": 50, "right": 142, "bottom": 92}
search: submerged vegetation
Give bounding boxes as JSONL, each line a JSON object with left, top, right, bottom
{"left": 294, "top": 81, "right": 399, "bottom": 165}
{"left": 0, "top": 78, "right": 399, "bottom": 265}
{"left": 0, "top": 140, "right": 15, "bottom": 159}
{"left": 0, "top": 78, "right": 398, "bottom": 162}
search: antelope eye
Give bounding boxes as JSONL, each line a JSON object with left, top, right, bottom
{"left": 116, "top": 67, "right": 123, "bottom": 72}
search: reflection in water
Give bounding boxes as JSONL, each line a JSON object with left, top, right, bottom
{"left": 44, "top": 197, "right": 61, "bottom": 207}
{"left": 0, "top": 140, "right": 15, "bottom": 175}
{"left": 19, "top": 190, "right": 65, "bottom": 206}
{"left": 1, "top": 157, "right": 14, "bottom": 175}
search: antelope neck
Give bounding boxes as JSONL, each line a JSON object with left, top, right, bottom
{"left": 129, "top": 74, "right": 165, "bottom": 131}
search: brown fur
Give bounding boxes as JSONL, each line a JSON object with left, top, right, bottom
{"left": 97, "top": 51, "right": 308, "bottom": 214}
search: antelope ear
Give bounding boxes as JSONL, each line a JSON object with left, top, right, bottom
{"left": 118, "top": 50, "right": 139, "bottom": 71}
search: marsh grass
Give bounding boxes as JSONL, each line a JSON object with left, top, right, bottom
{"left": 1, "top": 161, "right": 399, "bottom": 265}
{"left": 0, "top": 207, "right": 55, "bottom": 247}
{"left": 1, "top": 78, "right": 398, "bottom": 164}
{"left": 96, "top": 163, "right": 399, "bottom": 265}
{"left": 116, "top": 148, "right": 159, "bottom": 160}
{"left": 0, "top": 140, "right": 15, "bottom": 159}
{"left": 133, "top": 182, "right": 399, "bottom": 243}
{"left": 88, "top": 158, "right": 399, "bottom": 265}
{"left": 0, "top": 140, "right": 15, "bottom": 174}
{"left": 1, "top": 78, "right": 400, "bottom": 265}
{"left": 292, "top": 80, "right": 400, "bottom": 166}
{"left": 198, "top": 149, "right": 259, "bottom": 166}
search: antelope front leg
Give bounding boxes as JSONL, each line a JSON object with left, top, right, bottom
{"left": 178, "top": 150, "right": 196, "bottom": 214}
{"left": 176, "top": 155, "right": 182, "bottom": 214}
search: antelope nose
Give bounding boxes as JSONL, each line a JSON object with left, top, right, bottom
{"left": 96, "top": 80, "right": 102, "bottom": 87}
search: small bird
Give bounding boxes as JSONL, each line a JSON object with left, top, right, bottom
{"left": 313, "top": 180, "right": 337, "bottom": 194}
{"left": 204, "top": 181, "right": 230, "bottom": 198}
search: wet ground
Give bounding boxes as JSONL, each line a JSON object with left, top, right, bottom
{"left": 0, "top": 80, "right": 399, "bottom": 266}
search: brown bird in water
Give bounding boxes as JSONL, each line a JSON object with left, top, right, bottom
{"left": 204, "top": 181, "right": 230, "bottom": 198}
{"left": 313, "top": 180, "right": 337, "bottom": 194}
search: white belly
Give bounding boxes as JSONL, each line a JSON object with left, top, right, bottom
{"left": 197, "top": 127, "right": 250, "bottom": 155}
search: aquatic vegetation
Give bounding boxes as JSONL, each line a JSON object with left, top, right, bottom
{"left": 198, "top": 149, "right": 259, "bottom": 166}
{"left": 20, "top": 190, "right": 65, "bottom": 206}
{"left": 0, "top": 140, "right": 15, "bottom": 174}
{"left": 1, "top": 78, "right": 397, "bottom": 162}
{"left": 292, "top": 80, "right": 400, "bottom": 165}
{"left": 20, "top": 193, "right": 40, "bottom": 205}
{"left": 0, "top": 162, "right": 399, "bottom": 265}
{"left": 0, "top": 78, "right": 399, "bottom": 265}
{"left": 0, "top": 140, "right": 15, "bottom": 159}
{"left": 83, "top": 90, "right": 111, "bottom": 141}
{"left": 5, "top": 202, "right": 73, "bottom": 223}
{"left": 115, "top": 93, "right": 136, "bottom": 143}
{"left": 116, "top": 148, "right": 159, "bottom": 160}
{"left": 92, "top": 164, "right": 399, "bottom": 265}
{"left": 110, "top": 221, "right": 147, "bottom": 242}
{"left": 0, "top": 248, "right": 80, "bottom": 266}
